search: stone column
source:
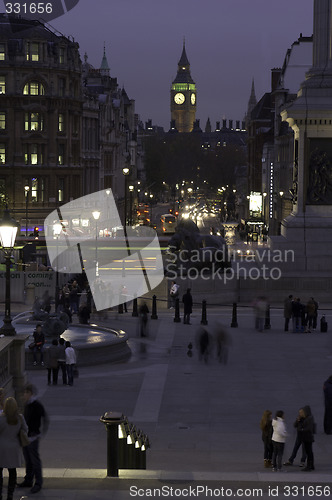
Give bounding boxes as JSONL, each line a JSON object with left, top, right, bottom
{"left": 10, "top": 335, "right": 29, "bottom": 411}
{"left": 312, "top": 0, "right": 332, "bottom": 71}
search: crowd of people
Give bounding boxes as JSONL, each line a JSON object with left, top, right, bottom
{"left": 30, "top": 323, "right": 77, "bottom": 386}
{"left": 283, "top": 295, "right": 320, "bottom": 333}
{"left": 260, "top": 407, "right": 316, "bottom": 472}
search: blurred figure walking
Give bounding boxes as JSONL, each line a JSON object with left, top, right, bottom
{"left": 196, "top": 326, "right": 210, "bottom": 363}
{"left": 139, "top": 302, "right": 149, "bottom": 337}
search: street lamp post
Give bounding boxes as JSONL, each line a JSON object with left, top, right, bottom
{"left": 0, "top": 207, "right": 18, "bottom": 336}
{"left": 92, "top": 210, "right": 100, "bottom": 277}
{"left": 149, "top": 194, "right": 154, "bottom": 226}
{"left": 24, "top": 185, "right": 30, "bottom": 237}
{"left": 53, "top": 222, "right": 62, "bottom": 312}
{"left": 263, "top": 192, "right": 267, "bottom": 223}
{"left": 128, "top": 185, "right": 134, "bottom": 226}
{"left": 122, "top": 167, "right": 130, "bottom": 226}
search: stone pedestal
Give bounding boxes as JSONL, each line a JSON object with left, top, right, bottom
{"left": 270, "top": 206, "right": 332, "bottom": 271}
{"left": 273, "top": 1, "right": 332, "bottom": 273}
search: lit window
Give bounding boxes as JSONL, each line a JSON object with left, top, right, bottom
{"left": 31, "top": 178, "right": 38, "bottom": 202}
{"left": 25, "top": 112, "right": 43, "bottom": 131}
{"left": 0, "top": 76, "right": 5, "bottom": 95}
{"left": 58, "top": 113, "right": 65, "bottom": 132}
{"left": 23, "top": 81, "right": 45, "bottom": 96}
{"left": 58, "top": 178, "right": 64, "bottom": 202}
{"left": 26, "top": 42, "right": 39, "bottom": 62}
{"left": 0, "top": 44, "right": 5, "bottom": 61}
{"left": 59, "top": 47, "right": 65, "bottom": 64}
{"left": 0, "top": 144, "right": 5, "bottom": 164}
{"left": 24, "top": 144, "right": 43, "bottom": 165}
{"left": 0, "top": 112, "right": 5, "bottom": 130}
{"left": 58, "top": 144, "right": 65, "bottom": 165}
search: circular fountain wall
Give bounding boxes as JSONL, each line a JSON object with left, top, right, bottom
{"left": 15, "top": 319, "right": 131, "bottom": 367}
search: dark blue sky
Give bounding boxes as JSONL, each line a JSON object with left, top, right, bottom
{"left": 51, "top": 0, "right": 314, "bottom": 130}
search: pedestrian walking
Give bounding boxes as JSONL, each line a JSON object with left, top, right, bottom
{"left": 120, "top": 285, "right": 128, "bottom": 313}
{"left": 255, "top": 296, "right": 267, "bottom": 332}
{"left": 58, "top": 338, "right": 67, "bottom": 385}
{"left": 32, "top": 324, "right": 45, "bottom": 366}
{"left": 214, "top": 322, "right": 231, "bottom": 364}
{"left": 169, "top": 281, "right": 179, "bottom": 309}
{"left": 312, "top": 297, "right": 319, "bottom": 330}
{"left": 271, "top": 410, "right": 287, "bottom": 471}
{"left": 298, "top": 406, "right": 315, "bottom": 471}
{"left": 65, "top": 341, "right": 77, "bottom": 386}
{"left": 283, "top": 295, "right": 293, "bottom": 332}
{"left": 69, "top": 280, "right": 81, "bottom": 315}
{"left": 139, "top": 302, "right": 149, "bottom": 337}
{"left": 182, "top": 288, "right": 193, "bottom": 324}
{"left": 46, "top": 339, "right": 60, "bottom": 385}
{"left": 260, "top": 410, "right": 273, "bottom": 468}
{"left": 323, "top": 375, "right": 332, "bottom": 434}
{"left": 196, "top": 326, "right": 210, "bottom": 363}
{"left": 306, "top": 298, "right": 316, "bottom": 332}
{"left": 0, "top": 397, "right": 28, "bottom": 500}
{"left": 18, "top": 384, "right": 49, "bottom": 494}
{"left": 292, "top": 298, "right": 303, "bottom": 333}
{"left": 283, "top": 408, "right": 307, "bottom": 467}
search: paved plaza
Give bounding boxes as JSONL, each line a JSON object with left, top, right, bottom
{"left": 3, "top": 303, "right": 332, "bottom": 499}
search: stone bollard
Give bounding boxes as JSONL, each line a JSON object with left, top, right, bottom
{"left": 132, "top": 297, "right": 138, "bottom": 317}
{"left": 201, "top": 300, "right": 208, "bottom": 325}
{"left": 231, "top": 302, "right": 238, "bottom": 328}
{"left": 151, "top": 295, "right": 158, "bottom": 320}
{"left": 99, "top": 411, "right": 125, "bottom": 477}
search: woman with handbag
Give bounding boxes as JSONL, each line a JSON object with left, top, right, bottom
{"left": 0, "top": 397, "right": 28, "bottom": 500}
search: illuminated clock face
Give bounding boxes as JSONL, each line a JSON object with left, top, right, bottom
{"left": 191, "top": 93, "right": 196, "bottom": 105}
{"left": 174, "top": 92, "right": 185, "bottom": 105}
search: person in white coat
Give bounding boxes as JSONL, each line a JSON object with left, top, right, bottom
{"left": 271, "top": 410, "right": 287, "bottom": 471}
{"left": 65, "top": 341, "right": 77, "bottom": 386}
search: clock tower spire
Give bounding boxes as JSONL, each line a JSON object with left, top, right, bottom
{"left": 170, "top": 41, "right": 196, "bottom": 132}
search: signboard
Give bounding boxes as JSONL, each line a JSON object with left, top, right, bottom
{"left": 249, "top": 192, "right": 262, "bottom": 212}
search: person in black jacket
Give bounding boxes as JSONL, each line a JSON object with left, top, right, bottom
{"left": 283, "top": 408, "right": 307, "bottom": 467}
{"left": 17, "top": 384, "right": 49, "bottom": 494}
{"left": 292, "top": 298, "right": 303, "bottom": 333}
{"left": 298, "top": 406, "right": 315, "bottom": 471}
{"left": 259, "top": 410, "right": 273, "bottom": 467}
{"left": 323, "top": 375, "right": 332, "bottom": 434}
{"left": 182, "top": 288, "right": 193, "bottom": 325}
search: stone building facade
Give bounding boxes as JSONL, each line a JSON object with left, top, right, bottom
{"left": 0, "top": 15, "right": 140, "bottom": 233}
{"left": 0, "top": 14, "right": 83, "bottom": 231}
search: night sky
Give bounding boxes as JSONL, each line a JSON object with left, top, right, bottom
{"left": 49, "top": 0, "right": 314, "bottom": 130}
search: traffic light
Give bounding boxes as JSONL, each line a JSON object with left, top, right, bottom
{"left": 34, "top": 227, "right": 39, "bottom": 237}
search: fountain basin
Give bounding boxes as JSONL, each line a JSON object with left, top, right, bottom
{"left": 16, "top": 323, "right": 131, "bottom": 367}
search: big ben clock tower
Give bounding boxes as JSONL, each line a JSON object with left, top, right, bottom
{"left": 171, "top": 42, "right": 196, "bottom": 133}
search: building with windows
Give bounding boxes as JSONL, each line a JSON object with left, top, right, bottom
{"left": 0, "top": 14, "right": 82, "bottom": 232}
{"left": 0, "top": 14, "right": 142, "bottom": 233}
